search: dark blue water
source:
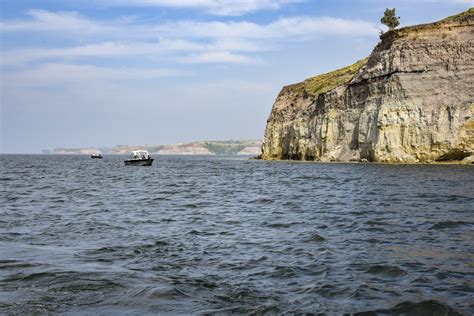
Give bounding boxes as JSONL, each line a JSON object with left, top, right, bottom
{"left": 1, "top": 155, "right": 473, "bottom": 315}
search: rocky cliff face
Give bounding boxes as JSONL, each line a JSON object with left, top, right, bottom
{"left": 262, "top": 9, "right": 474, "bottom": 163}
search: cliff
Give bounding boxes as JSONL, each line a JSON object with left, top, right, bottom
{"left": 262, "top": 9, "right": 474, "bottom": 163}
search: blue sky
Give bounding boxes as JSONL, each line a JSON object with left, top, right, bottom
{"left": 1, "top": 0, "right": 472, "bottom": 153}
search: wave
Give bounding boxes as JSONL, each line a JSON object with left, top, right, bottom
{"left": 356, "top": 299, "right": 462, "bottom": 315}
{"left": 366, "top": 264, "right": 406, "bottom": 277}
{"left": 430, "top": 221, "right": 473, "bottom": 230}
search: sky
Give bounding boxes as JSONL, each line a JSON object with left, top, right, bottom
{"left": 1, "top": 0, "right": 472, "bottom": 153}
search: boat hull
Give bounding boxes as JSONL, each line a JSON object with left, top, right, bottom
{"left": 124, "top": 158, "right": 154, "bottom": 166}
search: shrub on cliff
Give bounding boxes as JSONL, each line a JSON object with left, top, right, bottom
{"left": 381, "top": 8, "right": 400, "bottom": 30}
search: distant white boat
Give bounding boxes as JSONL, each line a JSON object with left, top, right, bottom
{"left": 91, "top": 153, "right": 103, "bottom": 159}
{"left": 124, "top": 150, "right": 153, "bottom": 166}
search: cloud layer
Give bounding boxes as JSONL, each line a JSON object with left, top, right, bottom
{"left": 1, "top": 10, "right": 378, "bottom": 68}
{"left": 100, "top": 0, "right": 304, "bottom": 16}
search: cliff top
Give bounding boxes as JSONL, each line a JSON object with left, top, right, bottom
{"left": 381, "top": 8, "right": 473, "bottom": 41}
{"left": 281, "top": 58, "right": 368, "bottom": 100}
{"left": 278, "top": 8, "right": 472, "bottom": 102}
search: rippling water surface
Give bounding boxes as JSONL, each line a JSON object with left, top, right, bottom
{"left": 1, "top": 155, "right": 473, "bottom": 314}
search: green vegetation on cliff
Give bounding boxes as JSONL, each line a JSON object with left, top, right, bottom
{"left": 283, "top": 58, "right": 368, "bottom": 99}
{"left": 442, "top": 7, "right": 474, "bottom": 22}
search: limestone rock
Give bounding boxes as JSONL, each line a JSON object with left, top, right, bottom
{"left": 462, "top": 155, "right": 474, "bottom": 164}
{"left": 262, "top": 9, "right": 474, "bottom": 163}
{"left": 237, "top": 146, "right": 262, "bottom": 155}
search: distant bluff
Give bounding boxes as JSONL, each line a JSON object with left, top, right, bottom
{"left": 261, "top": 9, "right": 474, "bottom": 163}
{"left": 53, "top": 140, "right": 262, "bottom": 156}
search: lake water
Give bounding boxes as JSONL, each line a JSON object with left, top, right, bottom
{"left": 1, "top": 155, "right": 473, "bottom": 314}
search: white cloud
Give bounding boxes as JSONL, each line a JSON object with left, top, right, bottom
{"left": 420, "top": 0, "right": 474, "bottom": 4}
{"left": 1, "top": 40, "right": 206, "bottom": 66}
{"left": 4, "top": 63, "right": 189, "bottom": 87}
{"left": 101, "top": 0, "right": 304, "bottom": 16}
{"left": 1, "top": 9, "right": 377, "bottom": 39}
{"left": 1, "top": 42, "right": 269, "bottom": 67}
{"left": 0, "top": 9, "right": 111, "bottom": 33}
{"left": 451, "top": 0, "right": 474, "bottom": 4}
{"left": 1, "top": 10, "right": 377, "bottom": 66}
{"left": 179, "top": 51, "right": 259, "bottom": 64}
{"left": 1, "top": 38, "right": 271, "bottom": 66}
{"left": 153, "top": 16, "right": 378, "bottom": 39}
{"left": 207, "top": 38, "right": 271, "bottom": 52}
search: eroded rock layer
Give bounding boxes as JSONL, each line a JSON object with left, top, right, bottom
{"left": 262, "top": 10, "right": 474, "bottom": 163}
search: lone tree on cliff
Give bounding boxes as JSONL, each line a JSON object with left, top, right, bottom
{"left": 381, "top": 8, "right": 400, "bottom": 30}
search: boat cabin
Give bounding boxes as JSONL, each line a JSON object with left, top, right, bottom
{"left": 130, "top": 150, "right": 150, "bottom": 160}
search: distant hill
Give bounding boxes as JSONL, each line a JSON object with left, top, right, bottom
{"left": 53, "top": 140, "right": 262, "bottom": 156}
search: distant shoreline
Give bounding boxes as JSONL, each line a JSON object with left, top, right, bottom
{"left": 48, "top": 139, "right": 262, "bottom": 156}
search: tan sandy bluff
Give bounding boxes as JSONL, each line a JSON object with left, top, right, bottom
{"left": 261, "top": 9, "right": 474, "bottom": 163}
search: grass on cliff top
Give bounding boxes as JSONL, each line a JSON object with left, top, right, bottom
{"left": 442, "top": 7, "right": 474, "bottom": 22}
{"left": 283, "top": 58, "right": 368, "bottom": 99}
